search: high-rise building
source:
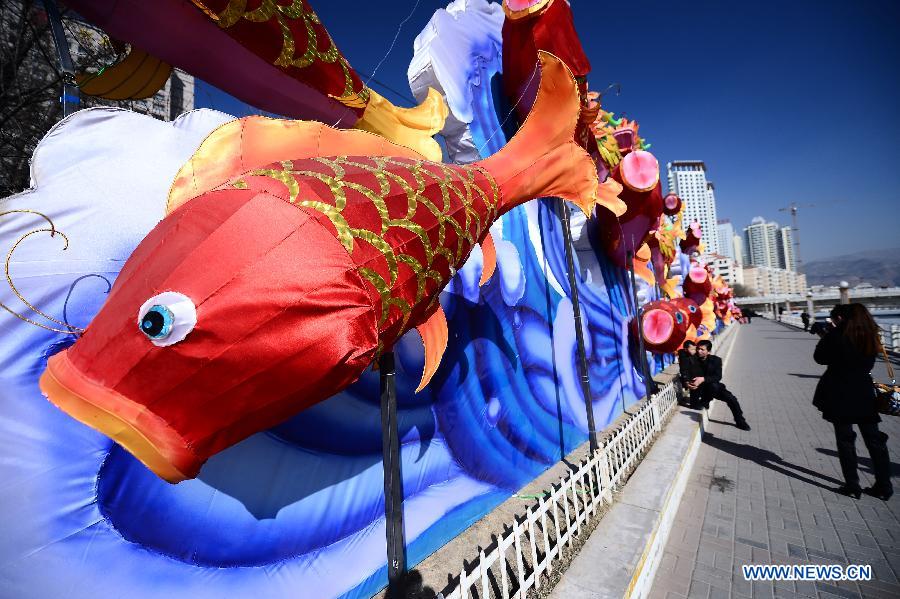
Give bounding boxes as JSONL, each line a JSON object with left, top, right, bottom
{"left": 743, "top": 217, "right": 781, "bottom": 268}
{"left": 667, "top": 161, "right": 719, "bottom": 254}
{"left": 733, "top": 233, "right": 744, "bottom": 266}
{"left": 716, "top": 219, "right": 735, "bottom": 261}
{"left": 779, "top": 226, "right": 796, "bottom": 272}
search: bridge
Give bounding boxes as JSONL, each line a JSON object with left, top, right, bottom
{"left": 735, "top": 286, "right": 900, "bottom": 313}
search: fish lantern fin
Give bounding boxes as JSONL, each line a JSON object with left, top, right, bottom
{"left": 168, "top": 117, "right": 427, "bottom": 214}
{"left": 414, "top": 304, "right": 449, "bottom": 393}
{"left": 699, "top": 298, "right": 717, "bottom": 332}
{"left": 77, "top": 46, "right": 172, "bottom": 100}
{"left": 597, "top": 177, "right": 627, "bottom": 216}
{"left": 683, "top": 324, "right": 698, "bottom": 345}
{"left": 634, "top": 243, "right": 655, "bottom": 286}
{"left": 352, "top": 87, "right": 449, "bottom": 163}
{"left": 479, "top": 232, "right": 497, "bottom": 287}
{"left": 661, "top": 276, "right": 681, "bottom": 299}
{"left": 477, "top": 52, "right": 613, "bottom": 217}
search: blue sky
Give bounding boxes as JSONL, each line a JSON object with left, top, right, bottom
{"left": 195, "top": 0, "right": 900, "bottom": 262}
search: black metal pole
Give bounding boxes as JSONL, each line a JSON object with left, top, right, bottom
{"left": 558, "top": 199, "right": 598, "bottom": 453}
{"left": 379, "top": 351, "right": 406, "bottom": 597}
{"left": 44, "top": 0, "right": 79, "bottom": 117}
{"left": 626, "top": 250, "right": 657, "bottom": 396}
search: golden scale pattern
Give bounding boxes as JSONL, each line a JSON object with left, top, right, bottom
{"left": 197, "top": 0, "right": 367, "bottom": 106}
{"left": 232, "top": 157, "right": 500, "bottom": 334}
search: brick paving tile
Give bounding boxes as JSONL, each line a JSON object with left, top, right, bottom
{"left": 649, "top": 320, "right": 900, "bottom": 598}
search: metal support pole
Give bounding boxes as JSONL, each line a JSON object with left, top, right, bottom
{"left": 558, "top": 199, "right": 598, "bottom": 452}
{"left": 626, "top": 250, "right": 657, "bottom": 396}
{"left": 379, "top": 352, "right": 406, "bottom": 597}
{"left": 44, "top": 1, "right": 79, "bottom": 117}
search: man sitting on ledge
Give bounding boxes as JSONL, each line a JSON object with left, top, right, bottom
{"left": 687, "top": 339, "right": 751, "bottom": 430}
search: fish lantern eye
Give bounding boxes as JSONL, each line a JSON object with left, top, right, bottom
{"left": 675, "top": 312, "right": 684, "bottom": 324}
{"left": 689, "top": 305, "right": 697, "bottom": 313}
{"left": 137, "top": 292, "right": 197, "bottom": 347}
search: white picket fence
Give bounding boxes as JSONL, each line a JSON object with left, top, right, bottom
{"left": 444, "top": 379, "right": 681, "bottom": 599}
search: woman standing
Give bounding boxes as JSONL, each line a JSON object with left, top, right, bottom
{"left": 814, "top": 303, "right": 893, "bottom": 500}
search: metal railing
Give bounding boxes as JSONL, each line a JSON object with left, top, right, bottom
{"left": 735, "top": 287, "right": 900, "bottom": 306}
{"left": 444, "top": 380, "right": 681, "bottom": 599}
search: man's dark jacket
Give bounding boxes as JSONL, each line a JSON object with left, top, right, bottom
{"left": 813, "top": 327, "right": 878, "bottom": 424}
{"left": 698, "top": 354, "right": 724, "bottom": 385}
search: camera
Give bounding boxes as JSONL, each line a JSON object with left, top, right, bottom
{"left": 809, "top": 321, "right": 833, "bottom": 337}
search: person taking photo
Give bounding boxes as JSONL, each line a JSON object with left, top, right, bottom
{"left": 813, "top": 303, "right": 893, "bottom": 500}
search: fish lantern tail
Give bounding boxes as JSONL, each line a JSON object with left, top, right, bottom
{"left": 477, "top": 52, "right": 616, "bottom": 217}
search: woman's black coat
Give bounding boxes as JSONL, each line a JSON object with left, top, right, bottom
{"left": 813, "top": 327, "right": 878, "bottom": 424}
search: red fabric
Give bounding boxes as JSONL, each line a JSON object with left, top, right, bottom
{"left": 67, "top": 189, "right": 378, "bottom": 470}
{"left": 229, "top": 158, "right": 497, "bottom": 347}
{"left": 672, "top": 297, "right": 703, "bottom": 329}
{"left": 65, "top": 0, "right": 361, "bottom": 122}
{"left": 500, "top": 1, "right": 612, "bottom": 209}
{"left": 197, "top": 0, "right": 365, "bottom": 111}
{"left": 502, "top": 0, "right": 591, "bottom": 110}
{"left": 595, "top": 163, "right": 664, "bottom": 268}
{"left": 60, "top": 155, "right": 498, "bottom": 473}
{"left": 680, "top": 226, "right": 702, "bottom": 254}
{"left": 683, "top": 271, "right": 713, "bottom": 306}
{"left": 633, "top": 301, "right": 689, "bottom": 354}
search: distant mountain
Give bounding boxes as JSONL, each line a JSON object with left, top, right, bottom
{"left": 803, "top": 248, "right": 900, "bottom": 287}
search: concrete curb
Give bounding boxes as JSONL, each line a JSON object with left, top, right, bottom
{"left": 625, "top": 327, "right": 738, "bottom": 598}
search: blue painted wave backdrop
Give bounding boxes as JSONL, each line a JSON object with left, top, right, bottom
{"left": 0, "top": 8, "right": 650, "bottom": 599}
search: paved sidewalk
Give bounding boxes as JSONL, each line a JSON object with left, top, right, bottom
{"left": 649, "top": 319, "right": 900, "bottom": 599}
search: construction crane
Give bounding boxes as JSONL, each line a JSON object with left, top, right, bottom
{"left": 778, "top": 200, "right": 844, "bottom": 273}
{"left": 777, "top": 202, "right": 813, "bottom": 273}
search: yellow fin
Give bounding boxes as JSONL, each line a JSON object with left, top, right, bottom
{"left": 699, "top": 298, "right": 717, "bottom": 332}
{"left": 634, "top": 243, "right": 655, "bottom": 286}
{"left": 479, "top": 233, "right": 497, "bottom": 286}
{"left": 77, "top": 47, "right": 172, "bottom": 100}
{"left": 353, "top": 87, "right": 448, "bottom": 162}
{"left": 598, "top": 177, "right": 627, "bottom": 217}
{"left": 415, "top": 304, "right": 449, "bottom": 393}
{"left": 167, "top": 117, "right": 427, "bottom": 214}
{"left": 660, "top": 276, "right": 681, "bottom": 299}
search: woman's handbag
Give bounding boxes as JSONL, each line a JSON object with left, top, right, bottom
{"left": 874, "top": 342, "right": 900, "bottom": 416}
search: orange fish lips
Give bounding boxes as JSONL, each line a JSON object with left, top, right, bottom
{"left": 41, "top": 349, "right": 197, "bottom": 482}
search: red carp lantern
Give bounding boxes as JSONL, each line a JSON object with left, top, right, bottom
{"left": 594, "top": 149, "right": 664, "bottom": 270}
{"left": 671, "top": 297, "right": 703, "bottom": 329}
{"left": 40, "top": 53, "right": 600, "bottom": 483}
{"left": 680, "top": 221, "right": 702, "bottom": 254}
{"left": 662, "top": 193, "right": 682, "bottom": 216}
{"left": 634, "top": 300, "right": 690, "bottom": 354}
{"left": 682, "top": 263, "right": 713, "bottom": 305}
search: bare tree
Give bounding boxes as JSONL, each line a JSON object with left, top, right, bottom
{"left": 732, "top": 283, "right": 757, "bottom": 297}
{"left": 0, "top": 0, "right": 125, "bottom": 196}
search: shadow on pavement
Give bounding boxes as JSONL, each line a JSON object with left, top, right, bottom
{"left": 816, "top": 447, "right": 900, "bottom": 476}
{"left": 786, "top": 373, "right": 821, "bottom": 379}
{"left": 703, "top": 431, "right": 843, "bottom": 490}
